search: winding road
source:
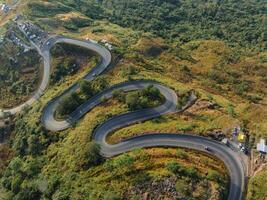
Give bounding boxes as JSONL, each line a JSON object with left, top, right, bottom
{"left": 3, "top": 31, "right": 245, "bottom": 200}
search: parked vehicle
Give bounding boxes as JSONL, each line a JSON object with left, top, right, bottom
{"left": 204, "top": 146, "right": 210, "bottom": 151}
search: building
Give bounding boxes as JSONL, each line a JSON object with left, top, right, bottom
{"left": 257, "top": 139, "right": 267, "bottom": 153}
{"left": 237, "top": 132, "right": 246, "bottom": 143}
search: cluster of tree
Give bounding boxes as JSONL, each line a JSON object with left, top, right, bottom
{"left": 57, "top": 76, "right": 109, "bottom": 117}
{"left": 177, "top": 91, "right": 191, "bottom": 110}
{"left": 206, "top": 65, "right": 263, "bottom": 102}
{"left": 0, "top": 144, "right": 13, "bottom": 176}
{"left": 51, "top": 0, "right": 266, "bottom": 50}
{"left": 1, "top": 142, "right": 102, "bottom": 200}
{"left": 1, "top": 157, "right": 44, "bottom": 200}
{"left": 0, "top": 106, "right": 103, "bottom": 200}
{"left": 167, "top": 161, "right": 199, "bottom": 179}
{"left": 121, "top": 65, "right": 139, "bottom": 80}
{"left": 51, "top": 57, "right": 78, "bottom": 84}
{"left": 102, "top": 0, "right": 266, "bottom": 50}
{"left": 166, "top": 161, "right": 226, "bottom": 199}
{"left": 63, "top": 17, "right": 93, "bottom": 31}
{"left": 57, "top": 92, "right": 83, "bottom": 117}
{"left": 113, "top": 85, "right": 163, "bottom": 111}
{"left": 50, "top": 43, "right": 99, "bottom": 84}
{"left": 0, "top": 40, "right": 40, "bottom": 106}
{"left": 80, "top": 76, "right": 109, "bottom": 97}
{"left": 11, "top": 111, "right": 50, "bottom": 157}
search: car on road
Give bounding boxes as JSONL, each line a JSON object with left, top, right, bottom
{"left": 204, "top": 146, "right": 211, "bottom": 151}
{"left": 241, "top": 146, "right": 248, "bottom": 154}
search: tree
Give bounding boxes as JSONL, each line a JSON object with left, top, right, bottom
{"left": 57, "top": 92, "right": 82, "bottom": 117}
{"left": 112, "top": 89, "right": 126, "bottom": 103}
{"left": 166, "top": 161, "right": 182, "bottom": 174}
{"left": 91, "top": 76, "right": 109, "bottom": 93}
{"left": 227, "top": 104, "right": 235, "bottom": 117}
{"left": 125, "top": 92, "right": 139, "bottom": 110}
{"left": 9, "top": 157, "right": 22, "bottom": 173}
{"left": 83, "top": 142, "right": 102, "bottom": 169}
{"left": 184, "top": 166, "right": 198, "bottom": 178}
{"left": 79, "top": 80, "right": 93, "bottom": 97}
{"left": 207, "top": 169, "right": 222, "bottom": 182}
{"left": 145, "top": 84, "right": 160, "bottom": 99}
{"left": 175, "top": 178, "right": 190, "bottom": 197}
{"left": 139, "top": 96, "right": 149, "bottom": 108}
{"left": 27, "top": 135, "right": 41, "bottom": 156}
{"left": 176, "top": 149, "right": 188, "bottom": 159}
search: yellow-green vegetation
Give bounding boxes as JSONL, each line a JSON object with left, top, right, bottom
{"left": 247, "top": 168, "right": 267, "bottom": 200}
{"left": 50, "top": 43, "right": 101, "bottom": 85}
{"left": 0, "top": 29, "right": 41, "bottom": 108}
{"left": 0, "top": 0, "right": 267, "bottom": 199}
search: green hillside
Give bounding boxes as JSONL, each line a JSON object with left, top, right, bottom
{"left": 0, "top": 0, "right": 266, "bottom": 200}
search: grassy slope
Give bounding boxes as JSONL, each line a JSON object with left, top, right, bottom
{"left": 247, "top": 167, "right": 267, "bottom": 200}
{"left": 0, "top": 41, "right": 41, "bottom": 108}
{"left": 0, "top": 0, "right": 266, "bottom": 199}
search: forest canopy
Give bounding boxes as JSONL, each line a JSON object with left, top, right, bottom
{"left": 48, "top": 0, "right": 266, "bottom": 51}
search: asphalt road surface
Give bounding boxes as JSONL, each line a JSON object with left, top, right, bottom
{"left": 4, "top": 33, "right": 245, "bottom": 200}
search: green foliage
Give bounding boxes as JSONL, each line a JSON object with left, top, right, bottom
{"left": 176, "top": 149, "right": 188, "bottom": 159}
{"left": 63, "top": 17, "right": 92, "bottom": 31}
{"left": 122, "top": 65, "right": 138, "bottom": 79}
{"left": 57, "top": 92, "right": 83, "bottom": 117}
{"left": 28, "top": 1, "right": 266, "bottom": 50}
{"left": 56, "top": 76, "right": 109, "bottom": 117}
{"left": 50, "top": 43, "right": 100, "bottom": 84}
{"left": 184, "top": 167, "right": 199, "bottom": 179}
{"left": 112, "top": 89, "right": 126, "bottom": 103}
{"left": 91, "top": 76, "right": 110, "bottom": 93}
{"left": 51, "top": 57, "right": 78, "bottom": 84}
{"left": 177, "top": 91, "right": 191, "bottom": 110}
{"left": 227, "top": 104, "right": 235, "bottom": 117}
{"left": 27, "top": 1, "right": 72, "bottom": 17}
{"left": 166, "top": 161, "right": 182, "bottom": 174}
{"left": 102, "top": 191, "right": 120, "bottom": 200}
{"left": 79, "top": 80, "right": 94, "bottom": 98}
{"left": 100, "top": 0, "right": 266, "bottom": 50}
{"left": 175, "top": 178, "right": 189, "bottom": 196}
{"left": 105, "top": 154, "right": 134, "bottom": 172}
{"left": 132, "top": 172, "right": 151, "bottom": 186}
{"left": 1, "top": 157, "right": 44, "bottom": 200}
{"left": 233, "top": 81, "right": 250, "bottom": 96}
{"left": 247, "top": 170, "right": 267, "bottom": 200}
{"left": 207, "top": 169, "right": 222, "bottom": 183}
{"left": 83, "top": 141, "right": 102, "bottom": 169}
{"left": 0, "top": 37, "right": 41, "bottom": 108}
{"left": 113, "top": 85, "right": 164, "bottom": 111}
{"left": 176, "top": 123, "right": 197, "bottom": 132}
{"left": 12, "top": 112, "right": 49, "bottom": 156}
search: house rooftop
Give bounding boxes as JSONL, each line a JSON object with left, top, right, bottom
{"left": 257, "top": 139, "right": 267, "bottom": 153}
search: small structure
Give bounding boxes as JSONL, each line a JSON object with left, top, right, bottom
{"left": 257, "top": 139, "right": 267, "bottom": 153}
{"left": 237, "top": 132, "right": 246, "bottom": 143}
{"left": 1, "top": 4, "right": 10, "bottom": 13}
{"left": 222, "top": 138, "right": 229, "bottom": 146}
{"left": 104, "top": 43, "right": 113, "bottom": 50}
